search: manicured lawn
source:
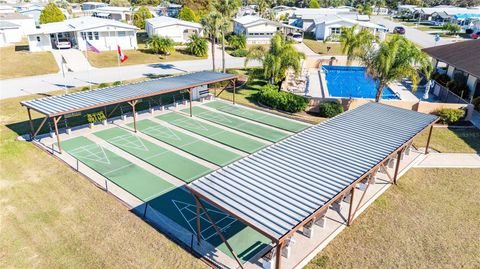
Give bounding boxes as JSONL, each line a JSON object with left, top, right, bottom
{"left": 413, "top": 127, "right": 480, "bottom": 153}
{"left": 87, "top": 49, "right": 204, "bottom": 68}
{"left": 416, "top": 25, "right": 443, "bottom": 31}
{"left": 0, "top": 93, "right": 207, "bottom": 268}
{"left": 0, "top": 46, "right": 59, "bottom": 79}
{"left": 303, "top": 39, "right": 344, "bottom": 55}
{"left": 307, "top": 168, "right": 480, "bottom": 268}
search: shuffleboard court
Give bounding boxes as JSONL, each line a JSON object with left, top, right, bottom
{"left": 131, "top": 119, "right": 241, "bottom": 166}
{"left": 94, "top": 127, "right": 212, "bottom": 183}
{"left": 183, "top": 106, "right": 289, "bottom": 142}
{"left": 61, "top": 136, "right": 174, "bottom": 202}
{"left": 148, "top": 187, "right": 271, "bottom": 264}
{"left": 156, "top": 112, "right": 267, "bottom": 154}
{"left": 204, "top": 101, "right": 310, "bottom": 133}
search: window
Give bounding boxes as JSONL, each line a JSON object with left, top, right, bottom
{"left": 81, "top": 32, "right": 86, "bottom": 40}
{"left": 87, "top": 32, "right": 93, "bottom": 40}
{"left": 94, "top": 32, "right": 99, "bottom": 40}
{"left": 118, "top": 31, "right": 126, "bottom": 37}
{"left": 331, "top": 27, "right": 341, "bottom": 35}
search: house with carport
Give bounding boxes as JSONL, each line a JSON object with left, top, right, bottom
{"left": 233, "top": 15, "right": 301, "bottom": 44}
{"left": 145, "top": 16, "right": 202, "bottom": 43}
{"left": 26, "top": 16, "right": 138, "bottom": 52}
{"left": 313, "top": 15, "right": 386, "bottom": 41}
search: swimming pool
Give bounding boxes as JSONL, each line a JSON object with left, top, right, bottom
{"left": 322, "top": 65, "right": 400, "bottom": 100}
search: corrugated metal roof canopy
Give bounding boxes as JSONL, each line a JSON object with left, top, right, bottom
{"left": 189, "top": 103, "right": 438, "bottom": 240}
{"left": 21, "top": 71, "right": 237, "bottom": 116}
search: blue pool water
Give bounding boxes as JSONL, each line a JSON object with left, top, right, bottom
{"left": 323, "top": 65, "right": 400, "bottom": 100}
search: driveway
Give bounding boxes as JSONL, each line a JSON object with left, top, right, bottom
{"left": 370, "top": 16, "right": 454, "bottom": 48}
{"left": 0, "top": 44, "right": 258, "bottom": 100}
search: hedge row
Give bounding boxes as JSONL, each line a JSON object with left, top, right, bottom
{"left": 256, "top": 84, "right": 308, "bottom": 113}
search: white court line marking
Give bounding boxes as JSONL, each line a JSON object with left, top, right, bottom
{"left": 108, "top": 133, "right": 149, "bottom": 152}
{"left": 69, "top": 144, "right": 111, "bottom": 165}
{"left": 143, "top": 125, "right": 182, "bottom": 141}
{"left": 171, "top": 117, "right": 210, "bottom": 132}
{"left": 197, "top": 111, "right": 234, "bottom": 124}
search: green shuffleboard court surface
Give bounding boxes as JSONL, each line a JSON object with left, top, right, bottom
{"left": 183, "top": 106, "right": 289, "bottom": 142}
{"left": 61, "top": 136, "right": 174, "bottom": 202}
{"left": 204, "top": 101, "right": 310, "bottom": 133}
{"left": 156, "top": 112, "right": 267, "bottom": 154}
{"left": 148, "top": 187, "right": 271, "bottom": 264}
{"left": 94, "top": 127, "right": 212, "bottom": 183}
{"left": 131, "top": 119, "right": 241, "bottom": 166}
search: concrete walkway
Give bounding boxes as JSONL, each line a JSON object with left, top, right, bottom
{"left": 415, "top": 153, "right": 480, "bottom": 168}
{"left": 0, "top": 44, "right": 259, "bottom": 100}
{"left": 51, "top": 49, "right": 94, "bottom": 72}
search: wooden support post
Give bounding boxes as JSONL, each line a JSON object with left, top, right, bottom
{"left": 352, "top": 178, "right": 372, "bottom": 218}
{"left": 128, "top": 100, "right": 138, "bottom": 132}
{"left": 53, "top": 116, "right": 62, "bottom": 153}
{"left": 425, "top": 125, "right": 433, "bottom": 154}
{"left": 232, "top": 79, "right": 236, "bottom": 105}
{"left": 347, "top": 186, "right": 356, "bottom": 226}
{"left": 275, "top": 241, "right": 283, "bottom": 269}
{"left": 27, "top": 108, "right": 35, "bottom": 139}
{"left": 393, "top": 149, "right": 403, "bottom": 185}
{"left": 189, "top": 89, "right": 193, "bottom": 117}
{"left": 380, "top": 163, "right": 395, "bottom": 184}
{"left": 193, "top": 194, "right": 244, "bottom": 269}
{"left": 32, "top": 116, "right": 49, "bottom": 139}
{"left": 107, "top": 103, "right": 121, "bottom": 118}
{"left": 195, "top": 196, "right": 201, "bottom": 245}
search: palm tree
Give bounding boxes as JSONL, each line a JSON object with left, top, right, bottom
{"left": 363, "top": 35, "right": 428, "bottom": 102}
{"left": 147, "top": 35, "right": 175, "bottom": 58}
{"left": 214, "top": 0, "right": 240, "bottom": 73}
{"left": 201, "top": 12, "right": 222, "bottom": 72}
{"left": 245, "top": 32, "right": 305, "bottom": 85}
{"left": 186, "top": 34, "right": 208, "bottom": 57}
{"left": 338, "top": 25, "right": 377, "bottom": 65}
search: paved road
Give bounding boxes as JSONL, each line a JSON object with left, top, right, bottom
{"left": 370, "top": 16, "right": 454, "bottom": 48}
{"left": 0, "top": 45, "right": 259, "bottom": 100}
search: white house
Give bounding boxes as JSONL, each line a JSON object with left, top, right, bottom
{"left": 18, "top": 5, "right": 44, "bottom": 25}
{"left": 233, "top": 15, "right": 301, "bottom": 44}
{"left": 91, "top": 6, "right": 134, "bottom": 23}
{"left": 313, "top": 15, "right": 386, "bottom": 41}
{"left": 286, "top": 7, "right": 356, "bottom": 31}
{"left": 0, "top": 20, "right": 21, "bottom": 47}
{"left": 26, "top": 17, "right": 138, "bottom": 52}
{"left": 145, "top": 16, "right": 202, "bottom": 43}
{"left": 80, "top": 2, "right": 108, "bottom": 11}
{"left": 0, "top": 12, "right": 36, "bottom": 35}
{"left": 413, "top": 6, "right": 480, "bottom": 22}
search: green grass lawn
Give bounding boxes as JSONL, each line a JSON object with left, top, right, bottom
{"left": 306, "top": 168, "right": 480, "bottom": 268}
{"left": 413, "top": 127, "right": 480, "bottom": 153}
{"left": 0, "top": 46, "right": 59, "bottom": 79}
{"left": 303, "top": 39, "right": 344, "bottom": 55}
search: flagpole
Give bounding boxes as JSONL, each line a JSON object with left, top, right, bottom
{"left": 115, "top": 26, "right": 120, "bottom": 68}
{"left": 61, "top": 56, "right": 67, "bottom": 94}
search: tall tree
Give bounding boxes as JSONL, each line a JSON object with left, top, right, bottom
{"left": 133, "top": 6, "right": 153, "bottom": 29}
{"left": 39, "top": 3, "right": 65, "bottom": 24}
{"left": 308, "top": 0, "right": 321, "bottom": 8}
{"left": 214, "top": 0, "right": 241, "bottom": 73}
{"left": 245, "top": 32, "right": 305, "bottom": 85}
{"left": 201, "top": 12, "right": 222, "bottom": 72}
{"left": 178, "top": 6, "right": 199, "bottom": 22}
{"left": 362, "top": 35, "right": 428, "bottom": 102}
{"left": 338, "top": 25, "right": 377, "bottom": 65}
{"left": 147, "top": 35, "right": 175, "bottom": 57}
{"left": 356, "top": 3, "right": 373, "bottom": 15}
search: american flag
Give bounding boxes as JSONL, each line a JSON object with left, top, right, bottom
{"left": 86, "top": 41, "right": 100, "bottom": 53}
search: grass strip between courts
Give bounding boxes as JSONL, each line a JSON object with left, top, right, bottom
{"left": 204, "top": 101, "right": 310, "bottom": 133}
{"left": 157, "top": 112, "right": 267, "bottom": 154}
{"left": 61, "top": 136, "right": 174, "bottom": 202}
{"left": 130, "top": 119, "right": 241, "bottom": 167}
{"left": 182, "top": 106, "right": 289, "bottom": 142}
{"left": 94, "top": 127, "right": 212, "bottom": 183}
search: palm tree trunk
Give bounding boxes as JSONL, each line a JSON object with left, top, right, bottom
{"left": 211, "top": 35, "right": 216, "bottom": 72}
{"left": 221, "top": 30, "right": 226, "bottom": 73}
{"left": 375, "top": 81, "right": 385, "bottom": 102}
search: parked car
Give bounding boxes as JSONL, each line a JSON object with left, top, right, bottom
{"left": 289, "top": 32, "right": 303, "bottom": 43}
{"left": 378, "top": 24, "right": 389, "bottom": 32}
{"left": 55, "top": 39, "right": 72, "bottom": 49}
{"left": 393, "top": 26, "right": 406, "bottom": 34}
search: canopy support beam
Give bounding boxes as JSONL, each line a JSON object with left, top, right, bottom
{"left": 53, "top": 116, "right": 63, "bottom": 153}
{"left": 215, "top": 79, "right": 233, "bottom": 98}
{"left": 425, "top": 125, "right": 433, "bottom": 154}
{"left": 275, "top": 241, "right": 283, "bottom": 269}
{"left": 232, "top": 78, "right": 236, "bottom": 105}
{"left": 380, "top": 163, "right": 395, "bottom": 184}
{"left": 192, "top": 194, "right": 244, "bottom": 269}
{"left": 195, "top": 196, "right": 201, "bottom": 245}
{"left": 393, "top": 149, "right": 404, "bottom": 185}
{"left": 347, "top": 184, "right": 356, "bottom": 226}
{"left": 31, "top": 116, "right": 49, "bottom": 140}
{"left": 128, "top": 100, "right": 138, "bottom": 132}
{"left": 189, "top": 88, "right": 193, "bottom": 117}
{"left": 27, "top": 108, "right": 35, "bottom": 139}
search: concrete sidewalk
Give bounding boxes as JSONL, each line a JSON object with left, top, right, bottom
{"left": 415, "top": 153, "right": 480, "bottom": 168}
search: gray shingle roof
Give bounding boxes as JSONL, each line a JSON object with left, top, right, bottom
{"left": 189, "top": 103, "right": 438, "bottom": 240}
{"left": 21, "top": 71, "right": 236, "bottom": 116}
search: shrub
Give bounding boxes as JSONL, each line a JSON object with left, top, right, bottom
{"left": 472, "top": 97, "right": 480, "bottom": 112}
{"left": 230, "top": 49, "right": 248, "bottom": 57}
{"left": 97, "top": 83, "right": 109, "bottom": 88}
{"left": 318, "top": 101, "right": 344, "bottom": 118}
{"left": 436, "top": 108, "right": 465, "bottom": 124}
{"left": 81, "top": 86, "right": 90, "bottom": 91}
{"left": 178, "top": 6, "right": 199, "bottom": 22}
{"left": 227, "top": 34, "right": 246, "bottom": 50}
{"left": 256, "top": 84, "right": 308, "bottom": 113}
{"left": 112, "top": 81, "right": 122, "bottom": 86}
{"left": 186, "top": 34, "right": 208, "bottom": 57}
{"left": 433, "top": 72, "right": 451, "bottom": 86}
{"left": 133, "top": 6, "right": 153, "bottom": 29}
{"left": 147, "top": 35, "right": 175, "bottom": 56}
{"left": 446, "top": 80, "right": 469, "bottom": 98}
